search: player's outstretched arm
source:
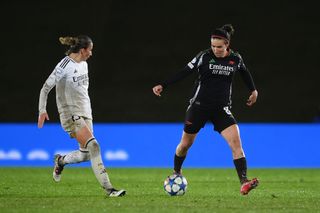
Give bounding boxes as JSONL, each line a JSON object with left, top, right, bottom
{"left": 152, "top": 85, "right": 163, "bottom": 97}
{"left": 38, "top": 112, "right": 50, "bottom": 128}
{"left": 246, "top": 90, "right": 258, "bottom": 106}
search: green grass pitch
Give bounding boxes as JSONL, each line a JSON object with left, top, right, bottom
{"left": 0, "top": 168, "right": 319, "bottom": 212}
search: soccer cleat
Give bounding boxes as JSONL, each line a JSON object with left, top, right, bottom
{"left": 53, "top": 154, "right": 64, "bottom": 182}
{"left": 108, "top": 188, "right": 126, "bottom": 197}
{"left": 240, "top": 178, "right": 259, "bottom": 195}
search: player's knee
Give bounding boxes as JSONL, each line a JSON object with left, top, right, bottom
{"left": 177, "top": 141, "right": 192, "bottom": 154}
{"left": 182, "top": 134, "right": 196, "bottom": 148}
{"left": 176, "top": 146, "right": 187, "bottom": 156}
{"left": 181, "top": 141, "right": 192, "bottom": 150}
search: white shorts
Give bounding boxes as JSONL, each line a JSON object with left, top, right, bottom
{"left": 60, "top": 115, "right": 93, "bottom": 138}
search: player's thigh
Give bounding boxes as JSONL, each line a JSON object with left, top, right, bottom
{"left": 210, "top": 105, "right": 237, "bottom": 133}
{"left": 78, "top": 118, "right": 93, "bottom": 150}
{"left": 184, "top": 105, "right": 208, "bottom": 134}
{"left": 61, "top": 116, "right": 93, "bottom": 147}
{"left": 84, "top": 118, "right": 93, "bottom": 133}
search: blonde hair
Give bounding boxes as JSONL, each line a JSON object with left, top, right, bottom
{"left": 59, "top": 35, "right": 92, "bottom": 55}
{"left": 59, "top": 36, "right": 78, "bottom": 46}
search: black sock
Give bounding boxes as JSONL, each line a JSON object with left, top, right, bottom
{"left": 174, "top": 154, "right": 186, "bottom": 174}
{"left": 233, "top": 157, "right": 248, "bottom": 184}
{"left": 58, "top": 155, "right": 65, "bottom": 166}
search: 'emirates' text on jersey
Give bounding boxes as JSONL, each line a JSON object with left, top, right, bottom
{"left": 38, "top": 56, "right": 92, "bottom": 119}
{"left": 162, "top": 49, "right": 256, "bottom": 107}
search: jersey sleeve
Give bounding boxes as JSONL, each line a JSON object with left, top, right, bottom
{"left": 38, "top": 66, "right": 67, "bottom": 114}
{"left": 161, "top": 51, "right": 204, "bottom": 88}
{"left": 237, "top": 53, "right": 256, "bottom": 92}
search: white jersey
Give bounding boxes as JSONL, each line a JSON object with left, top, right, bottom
{"left": 38, "top": 56, "right": 92, "bottom": 119}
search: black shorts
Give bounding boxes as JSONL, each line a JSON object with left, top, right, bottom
{"left": 183, "top": 104, "right": 237, "bottom": 134}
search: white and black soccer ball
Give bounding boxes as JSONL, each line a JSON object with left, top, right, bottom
{"left": 163, "top": 174, "right": 188, "bottom": 196}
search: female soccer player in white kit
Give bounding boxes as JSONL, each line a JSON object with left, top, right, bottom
{"left": 38, "top": 35, "right": 125, "bottom": 197}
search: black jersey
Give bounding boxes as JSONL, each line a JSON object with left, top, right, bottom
{"left": 161, "top": 48, "right": 256, "bottom": 107}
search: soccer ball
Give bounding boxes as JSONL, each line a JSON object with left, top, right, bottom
{"left": 163, "top": 174, "right": 188, "bottom": 196}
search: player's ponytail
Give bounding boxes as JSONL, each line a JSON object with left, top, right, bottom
{"left": 59, "top": 35, "right": 92, "bottom": 55}
{"left": 59, "top": 37, "right": 77, "bottom": 46}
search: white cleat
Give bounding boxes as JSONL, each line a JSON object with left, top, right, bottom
{"left": 108, "top": 189, "right": 126, "bottom": 197}
{"left": 53, "top": 154, "right": 64, "bottom": 182}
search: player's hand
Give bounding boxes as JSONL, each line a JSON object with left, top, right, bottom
{"left": 38, "top": 112, "right": 49, "bottom": 128}
{"left": 152, "top": 85, "right": 163, "bottom": 97}
{"left": 247, "top": 90, "right": 258, "bottom": 106}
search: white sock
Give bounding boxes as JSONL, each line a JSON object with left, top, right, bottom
{"left": 86, "top": 138, "right": 113, "bottom": 192}
{"left": 62, "top": 150, "right": 90, "bottom": 165}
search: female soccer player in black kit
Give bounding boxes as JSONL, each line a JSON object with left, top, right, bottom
{"left": 152, "top": 24, "right": 259, "bottom": 195}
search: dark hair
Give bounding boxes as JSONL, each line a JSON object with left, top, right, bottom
{"left": 211, "top": 24, "right": 235, "bottom": 42}
{"left": 59, "top": 35, "right": 93, "bottom": 55}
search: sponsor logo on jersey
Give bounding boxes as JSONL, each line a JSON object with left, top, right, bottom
{"left": 73, "top": 73, "right": 88, "bottom": 82}
{"left": 73, "top": 73, "right": 89, "bottom": 86}
{"left": 209, "top": 64, "right": 234, "bottom": 71}
{"left": 209, "top": 64, "right": 234, "bottom": 76}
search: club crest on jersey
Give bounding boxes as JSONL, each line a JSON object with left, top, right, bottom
{"left": 74, "top": 69, "right": 78, "bottom": 73}
{"left": 228, "top": 60, "right": 235, "bottom": 65}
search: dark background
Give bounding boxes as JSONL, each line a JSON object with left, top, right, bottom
{"left": 1, "top": 0, "right": 319, "bottom": 123}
